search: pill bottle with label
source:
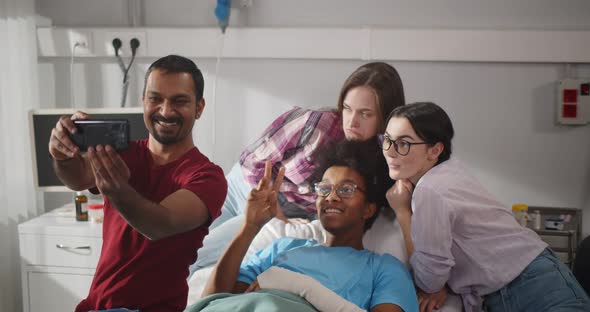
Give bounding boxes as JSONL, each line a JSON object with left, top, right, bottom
{"left": 75, "top": 191, "right": 88, "bottom": 221}
{"left": 512, "top": 203, "right": 528, "bottom": 227}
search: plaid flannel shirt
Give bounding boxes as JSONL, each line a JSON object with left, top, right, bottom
{"left": 239, "top": 107, "right": 344, "bottom": 217}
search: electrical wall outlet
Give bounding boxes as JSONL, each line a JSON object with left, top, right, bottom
{"left": 104, "top": 31, "right": 146, "bottom": 57}
{"left": 68, "top": 30, "right": 93, "bottom": 55}
{"left": 231, "top": 0, "right": 253, "bottom": 8}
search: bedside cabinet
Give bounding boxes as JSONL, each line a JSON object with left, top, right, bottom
{"left": 18, "top": 206, "right": 103, "bottom": 312}
{"left": 526, "top": 206, "right": 582, "bottom": 268}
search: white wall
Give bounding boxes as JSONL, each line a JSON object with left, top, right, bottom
{"left": 38, "top": 0, "right": 590, "bottom": 29}
{"left": 36, "top": 1, "right": 590, "bottom": 238}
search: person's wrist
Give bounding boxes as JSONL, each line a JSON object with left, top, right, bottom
{"left": 393, "top": 207, "right": 412, "bottom": 219}
{"left": 105, "top": 182, "right": 133, "bottom": 201}
{"left": 52, "top": 154, "right": 78, "bottom": 164}
{"left": 241, "top": 222, "right": 263, "bottom": 235}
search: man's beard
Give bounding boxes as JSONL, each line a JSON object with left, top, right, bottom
{"left": 152, "top": 131, "right": 180, "bottom": 145}
{"left": 150, "top": 116, "right": 183, "bottom": 145}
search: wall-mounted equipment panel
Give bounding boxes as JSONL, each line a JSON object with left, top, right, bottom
{"left": 557, "top": 79, "right": 590, "bottom": 125}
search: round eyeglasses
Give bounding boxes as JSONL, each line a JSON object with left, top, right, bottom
{"left": 378, "top": 134, "right": 428, "bottom": 156}
{"left": 313, "top": 182, "right": 364, "bottom": 198}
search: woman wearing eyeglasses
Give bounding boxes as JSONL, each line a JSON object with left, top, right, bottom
{"left": 381, "top": 102, "right": 590, "bottom": 312}
{"left": 198, "top": 140, "right": 418, "bottom": 312}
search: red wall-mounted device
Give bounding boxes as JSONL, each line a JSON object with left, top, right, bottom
{"left": 557, "top": 79, "right": 589, "bottom": 125}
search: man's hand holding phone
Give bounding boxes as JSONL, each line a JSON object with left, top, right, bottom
{"left": 49, "top": 111, "right": 130, "bottom": 161}
{"left": 87, "top": 144, "right": 131, "bottom": 197}
{"left": 49, "top": 111, "right": 131, "bottom": 196}
{"left": 70, "top": 119, "right": 130, "bottom": 152}
{"left": 49, "top": 111, "right": 88, "bottom": 161}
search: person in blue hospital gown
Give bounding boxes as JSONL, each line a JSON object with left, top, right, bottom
{"left": 194, "top": 140, "right": 419, "bottom": 312}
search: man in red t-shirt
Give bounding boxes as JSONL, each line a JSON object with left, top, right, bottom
{"left": 48, "top": 55, "right": 228, "bottom": 311}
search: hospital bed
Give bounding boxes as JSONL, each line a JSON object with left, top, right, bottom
{"left": 186, "top": 209, "right": 464, "bottom": 311}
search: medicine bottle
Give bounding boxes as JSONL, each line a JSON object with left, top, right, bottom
{"left": 75, "top": 191, "right": 88, "bottom": 221}
{"left": 512, "top": 203, "right": 528, "bottom": 227}
{"left": 88, "top": 203, "right": 104, "bottom": 223}
{"left": 531, "top": 210, "right": 542, "bottom": 230}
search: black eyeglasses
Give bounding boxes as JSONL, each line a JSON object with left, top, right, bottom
{"left": 313, "top": 182, "right": 364, "bottom": 198}
{"left": 378, "top": 134, "right": 428, "bottom": 156}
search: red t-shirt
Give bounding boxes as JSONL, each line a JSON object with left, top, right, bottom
{"left": 76, "top": 140, "right": 227, "bottom": 312}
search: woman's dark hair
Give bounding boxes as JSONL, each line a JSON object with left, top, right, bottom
{"left": 386, "top": 102, "right": 454, "bottom": 164}
{"left": 314, "top": 139, "right": 393, "bottom": 232}
{"left": 143, "top": 55, "right": 204, "bottom": 101}
{"left": 337, "top": 62, "right": 405, "bottom": 131}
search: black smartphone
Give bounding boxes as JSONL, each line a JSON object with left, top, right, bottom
{"left": 71, "top": 119, "right": 130, "bottom": 151}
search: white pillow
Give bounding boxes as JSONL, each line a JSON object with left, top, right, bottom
{"left": 246, "top": 209, "right": 408, "bottom": 265}
{"left": 362, "top": 209, "right": 409, "bottom": 266}
{"left": 187, "top": 266, "right": 214, "bottom": 306}
{"left": 246, "top": 218, "right": 327, "bottom": 259}
{"left": 188, "top": 218, "right": 329, "bottom": 306}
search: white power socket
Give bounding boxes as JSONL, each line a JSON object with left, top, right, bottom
{"left": 231, "top": 0, "right": 253, "bottom": 8}
{"left": 105, "top": 31, "right": 146, "bottom": 57}
{"left": 68, "top": 30, "right": 92, "bottom": 55}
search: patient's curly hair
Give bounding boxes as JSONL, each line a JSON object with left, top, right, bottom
{"left": 314, "top": 139, "right": 393, "bottom": 232}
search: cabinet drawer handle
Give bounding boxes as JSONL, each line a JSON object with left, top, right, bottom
{"left": 56, "top": 244, "right": 91, "bottom": 250}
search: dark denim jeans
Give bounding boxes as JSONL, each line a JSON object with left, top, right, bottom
{"left": 484, "top": 248, "right": 590, "bottom": 312}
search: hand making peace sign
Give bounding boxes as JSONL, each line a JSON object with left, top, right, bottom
{"left": 245, "top": 160, "right": 285, "bottom": 230}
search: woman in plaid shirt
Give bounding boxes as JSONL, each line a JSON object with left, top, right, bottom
{"left": 192, "top": 62, "right": 406, "bottom": 272}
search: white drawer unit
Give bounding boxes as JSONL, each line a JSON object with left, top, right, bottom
{"left": 20, "top": 234, "right": 102, "bottom": 268}
{"left": 527, "top": 206, "right": 582, "bottom": 268}
{"left": 19, "top": 207, "right": 103, "bottom": 312}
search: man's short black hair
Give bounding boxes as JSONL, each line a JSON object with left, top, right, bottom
{"left": 143, "top": 55, "right": 204, "bottom": 101}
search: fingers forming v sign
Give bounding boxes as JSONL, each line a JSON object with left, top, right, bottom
{"left": 246, "top": 160, "right": 285, "bottom": 229}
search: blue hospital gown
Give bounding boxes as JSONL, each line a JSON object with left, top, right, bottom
{"left": 238, "top": 237, "right": 418, "bottom": 312}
